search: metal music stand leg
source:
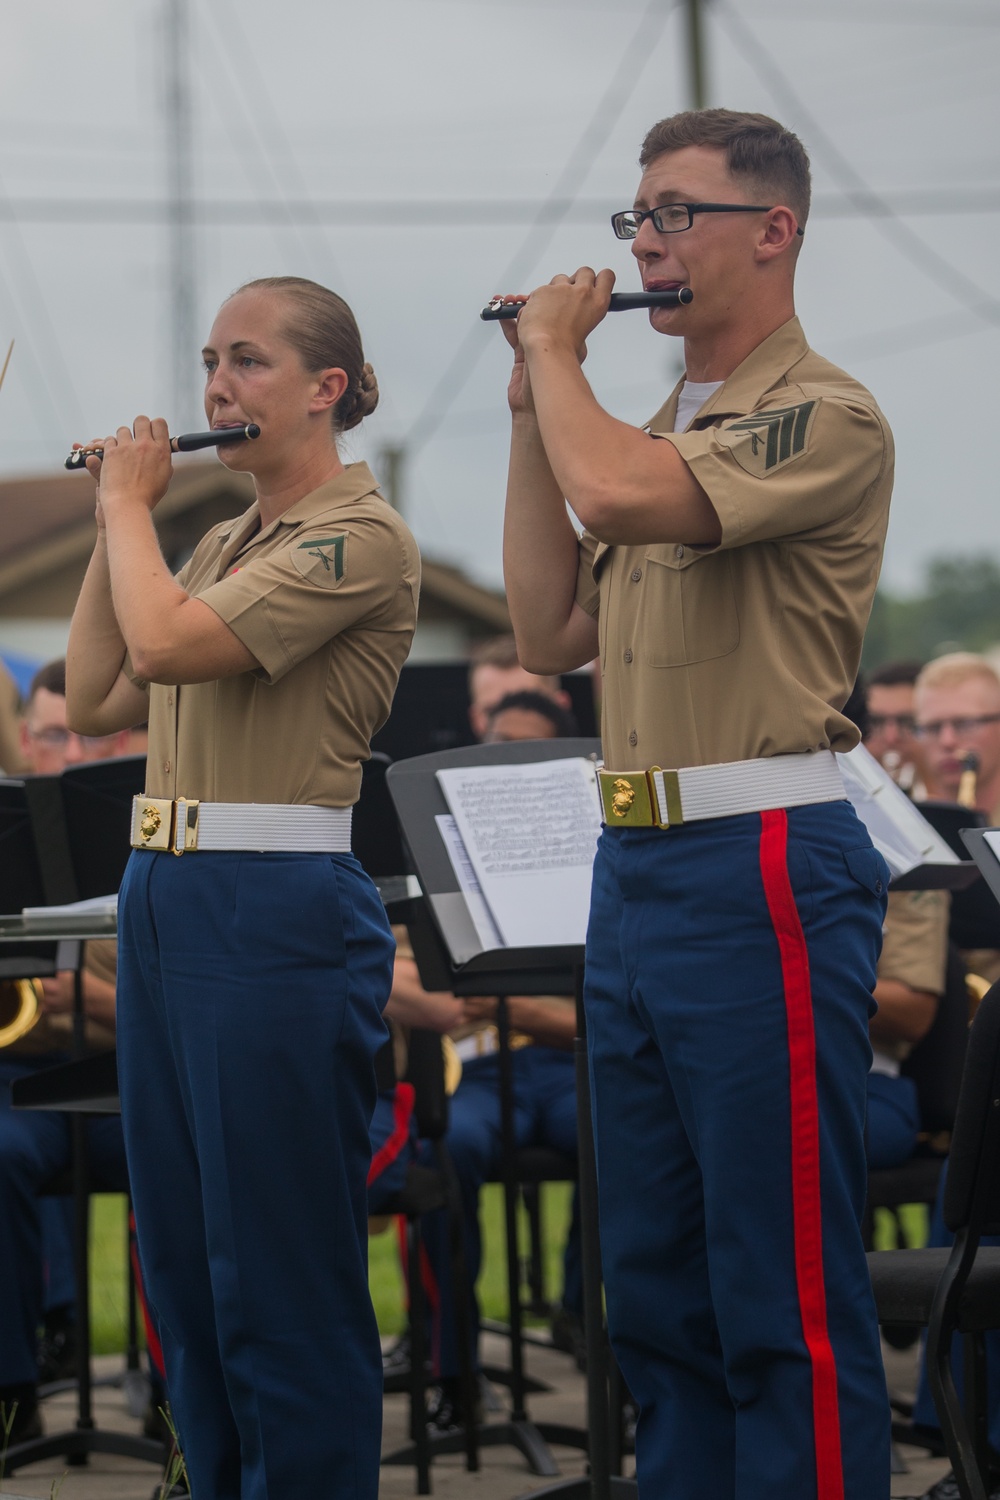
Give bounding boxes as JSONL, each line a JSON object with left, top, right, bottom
{"left": 4, "top": 963, "right": 167, "bottom": 1478}
{"left": 515, "top": 964, "right": 638, "bottom": 1500}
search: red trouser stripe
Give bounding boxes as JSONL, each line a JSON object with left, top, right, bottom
{"left": 758, "top": 808, "right": 844, "bottom": 1500}
{"left": 129, "top": 1208, "right": 165, "bottom": 1381}
{"left": 368, "top": 1081, "right": 415, "bottom": 1186}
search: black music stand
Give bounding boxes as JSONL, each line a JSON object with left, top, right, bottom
{"left": 386, "top": 741, "right": 635, "bottom": 1499}
{"left": 1, "top": 757, "right": 164, "bottom": 1476}
{"left": 371, "top": 661, "right": 598, "bottom": 764}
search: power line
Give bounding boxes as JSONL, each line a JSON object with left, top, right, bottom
{"left": 198, "top": 1, "right": 346, "bottom": 291}
{"left": 403, "top": 0, "right": 680, "bottom": 453}
{"left": 714, "top": 0, "right": 1000, "bottom": 331}
{"left": 0, "top": 188, "right": 996, "bottom": 225}
{"left": 739, "top": 0, "right": 1000, "bottom": 23}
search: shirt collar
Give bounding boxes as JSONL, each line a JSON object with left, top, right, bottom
{"left": 646, "top": 317, "right": 810, "bottom": 433}
{"left": 217, "top": 461, "right": 383, "bottom": 548}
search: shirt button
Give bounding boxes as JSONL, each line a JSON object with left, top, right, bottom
{"left": 623, "top": 648, "right": 633, "bottom": 664}
{"left": 628, "top": 730, "right": 638, "bottom": 747}
{"left": 163, "top": 761, "right": 171, "bottom": 775}
{"left": 631, "top": 568, "right": 642, "bottom": 583}
{"left": 166, "top": 694, "right": 174, "bottom": 707}
{"left": 675, "top": 544, "right": 685, "bottom": 560}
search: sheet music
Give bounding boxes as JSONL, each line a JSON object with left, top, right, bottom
{"left": 983, "top": 830, "right": 1000, "bottom": 864}
{"left": 434, "top": 815, "right": 505, "bottom": 951}
{"left": 836, "top": 744, "right": 960, "bottom": 877}
{"left": 21, "top": 894, "right": 118, "bottom": 922}
{"left": 436, "top": 757, "right": 601, "bottom": 947}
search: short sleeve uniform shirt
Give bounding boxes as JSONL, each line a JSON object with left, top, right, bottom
{"left": 575, "top": 318, "right": 894, "bottom": 771}
{"left": 135, "top": 461, "right": 419, "bottom": 807}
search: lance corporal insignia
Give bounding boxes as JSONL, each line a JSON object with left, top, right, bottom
{"left": 292, "top": 534, "right": 346, "bottom": 587}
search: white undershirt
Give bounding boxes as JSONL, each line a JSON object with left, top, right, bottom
{"left": 673, "top": 379, "right": 724, "bottom": 433}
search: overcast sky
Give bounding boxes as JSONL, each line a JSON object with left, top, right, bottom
{"left": 0, "top": 0, "right": 996, "bottom": 598}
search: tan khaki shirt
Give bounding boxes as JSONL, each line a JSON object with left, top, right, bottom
{"left": 0, "top": 659, "right": 25, "bottom": 775}
{"left": 575, "top": 318, "right": 894, "bottom": 771}
{"left": 872, "top": 889, "right": 949, "bottom": 1068}
{"left": 878, "top": 890, "right": 949, "bottom": 996}
{"left": 136, "top": 463, "right": 419, "bottom": 807}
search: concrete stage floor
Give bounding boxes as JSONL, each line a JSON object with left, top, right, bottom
{"left": 0, "top": 1333, "right": 953, "bottom": 1499}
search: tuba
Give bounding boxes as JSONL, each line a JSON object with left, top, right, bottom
{"left": 0, "top": 978, "right": 41, "bottom": 1048}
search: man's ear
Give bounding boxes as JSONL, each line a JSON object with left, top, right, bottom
{"left": 755, "top": 206, "right": 800, "bottom": 264}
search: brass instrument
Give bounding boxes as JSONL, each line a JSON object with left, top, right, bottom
{"left": 957, "top": 751, "right": 980, "bottom": 810}
{"left": 0, "top": 978, "right": 42, "bottom": 1048}
{"left": 966, "top": 971, "right": 992, "bottom": 1019}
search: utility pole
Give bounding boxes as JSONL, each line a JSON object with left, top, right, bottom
{"left": 684, "top": 0, "right": 708, "bottom": 111}
{"left": 165, "top": 0, "right": 196, "bottom": 426}
{"left": 379, "top": 444, "right": 405, "bottom": 517}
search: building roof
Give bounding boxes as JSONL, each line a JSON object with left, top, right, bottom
{"left": 0, "top": 460, "right": 510, "bottom": 632}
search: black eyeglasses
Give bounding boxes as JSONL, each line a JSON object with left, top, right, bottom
{"left": 610, "top": 202, "right": 805, "bottom": 240}
{"left": 912, "top": 714, "right": 1000, "bottom": 741}
{"left": 866, "top": 713, "right": 916, "bottom": 736}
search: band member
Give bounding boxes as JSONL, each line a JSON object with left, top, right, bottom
{"left": 0, "top": 659, "right": 129, "bottom": 1446}
{"left": 65, "top": 276, "right": 419, "bottom": 1500}
{"left": 499, "top": 109, "right": 894, "bottom": 1498}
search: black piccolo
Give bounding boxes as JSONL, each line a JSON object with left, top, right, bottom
{"left": 481, "top": 287, "right": 693, "bottom": 321}
{"left": 65, "top": 424, "right": 261, "bottom": 470}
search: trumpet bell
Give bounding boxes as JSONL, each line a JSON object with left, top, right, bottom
{"left": 0, "top": 978, "right": 42, "bottom": 1047}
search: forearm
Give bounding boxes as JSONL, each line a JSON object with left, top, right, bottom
{"left": 502, "top": 413, "right": 598, "bottom": 675}
{"left": 66, "top": 533, "right": 148, "bottom": 734}
{"left": 102, "top": 505, "right": 254, "bottom": 684}
{"left": 103, "top": 505, "right": 193, "bottom": 679}
{"left": 384, "top": 958, "right": 464, "bottom": 1033}
{"left": 870, "top": 979, "right": 938, "bottom": 1046}
{"left": 524, "top": 339, "right": 720, "bottom": 547}
{"left": 505, "top": 995, "right": 576, "bottom": 1049}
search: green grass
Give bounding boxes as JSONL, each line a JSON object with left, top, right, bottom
{"left": 89, "top": 1183, "right": 576, "bottom": 1353}
{"left": 91, "top": 1186, "right": 924, "bottom": 1354}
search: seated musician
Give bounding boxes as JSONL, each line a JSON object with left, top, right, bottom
{"left": 0, "top": 659, "right": 131, "bottom": 1446}
{"left": 368, "top": 687, "right": 584, "bottom": 1431}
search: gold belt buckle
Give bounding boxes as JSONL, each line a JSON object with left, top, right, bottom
{"left": 597, "top": 768, "right": 683, "bottom": 828}
{"left": 131, "top": 796, "right": 173, "bottom": 851}
{"left": 131, "top": 796, "right": 200, "bottom": 854}
{"left": 172, "top": 798, "right": 200, "bottom": 855}
{"left": 598, "top": 770, "right": 655, "bottom": 827}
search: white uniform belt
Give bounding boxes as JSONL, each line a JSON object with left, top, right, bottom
{"left": 597, "top": 751, "right": 844, "bottom": 829}
{"left": 130, "top": 796, "right": 352, "bottom": 854}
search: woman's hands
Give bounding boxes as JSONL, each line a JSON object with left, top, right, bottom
{"left": 73, "top": 416, "right": 173, "bottom": 530}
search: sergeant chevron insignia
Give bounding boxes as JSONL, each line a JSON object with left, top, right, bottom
{"left": 292, "top": 533, "right": 346, "bottom": 587}
{"left": 716, "top": 400, "right": 817, "bottom": 477}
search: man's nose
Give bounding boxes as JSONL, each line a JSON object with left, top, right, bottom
{"left": 62, "top": 734, "right": 86, "bottom": 766}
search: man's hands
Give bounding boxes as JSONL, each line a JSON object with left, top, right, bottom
{"left": 75, "top": 416, "right": 173, "bottom": 528}
{"left": 500, "top": 267, "right": 615, "bottom": 416}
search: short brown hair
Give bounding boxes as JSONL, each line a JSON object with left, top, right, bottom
{"left": 27, "top": 657, "right": 66, "bottom": 704}
{"left": 468, "top": 635, "right": 521, "bottom": 675}
{"left": 232, "top": 276, "right": 379, "bottom": 433}
{"left": 639, "top": 109, "right": 811, "bottom": 229}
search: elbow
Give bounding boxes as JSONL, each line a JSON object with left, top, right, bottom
{"left": 568, "top": 481, "right": 621, "bottom": 542}
{"left": 66, "top": 701, "right": 105, "bottom": 737}
{"left": 129, "top": 643, "right": 181, "bottom": 686}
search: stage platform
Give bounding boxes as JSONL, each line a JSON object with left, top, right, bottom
{"left": 0, "top": 1332, "right": 952, "bottom": 1498}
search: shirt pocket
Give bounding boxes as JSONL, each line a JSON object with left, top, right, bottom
{"left": 641, "top": 546, "right": 740, "bottom": 667}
